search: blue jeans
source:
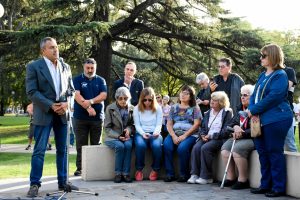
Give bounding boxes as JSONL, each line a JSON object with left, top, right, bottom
{"left": 30, "top": 114, "right": 67, "bottom": 187}
{"left": 284, "top": 124, "right": 298, "bottom": 152}
{"left": 134, "top": 133, "right": 163, "bottom": 171}
{"left": 163, "top": 134, "right": 196, "bottom": 177}
{"left": 254, "top": 118, "right": 292, "bottom": 193}
{"left": 105, "top": 139, "right": 133, "bottom": 175}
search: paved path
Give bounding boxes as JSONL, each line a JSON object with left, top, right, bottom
{"left": 0, "top": 145, "right": 296, "bottom": 199}
{"left": 0, "top": 144, "right": 76, "bottom": 154}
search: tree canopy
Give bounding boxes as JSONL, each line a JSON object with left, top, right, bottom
{"left": 0, "top": 0, "right": 299, "bottom": 115}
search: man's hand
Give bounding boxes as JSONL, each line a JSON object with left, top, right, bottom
{"left": 81, "top": 100, "right": 91, "bottom": 109}
{"left": 52, "top": 102, "right": 68, "bottom": 115}
{"left": 209, "top": 82, "right": 218, "bottom": 92}
{"left": 124, "top": 129, "right": 130, "bottom": 139}
{"left": 86, "top": 106, "right": 96, "bottom": 116}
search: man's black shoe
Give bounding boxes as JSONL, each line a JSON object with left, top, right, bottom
{"left": 74, "top": 170, "right": 81, "bottom": 176}
{"left": 114, "top": 174, "right": 122, "bottom": 183}
{"left": 250, "top": 187, "right": 270, "bottom": 194}
{"left": 25, "top": 144, "right": 31, "bottom": 150}
{"left": 164, "top": 176, "right": 176, "bottom": 182}
{"left": 58, "top": 183, "right": 79, "bottom": 191}
{"left": 265, "top": 191, "right": 285, "bottom": 197}
{"left": 123, "top": 175, "right": 132, "bottom": 183}
{"left": 27, "top": 185, "right": 39, "bottom": 198}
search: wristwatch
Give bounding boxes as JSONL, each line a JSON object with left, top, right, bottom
{"left": 90, "top": 99, "right": 94, "bottom": 105}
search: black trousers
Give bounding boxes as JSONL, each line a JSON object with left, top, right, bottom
{"left": 73, "top": 118, "right": 103, "bottom": 170}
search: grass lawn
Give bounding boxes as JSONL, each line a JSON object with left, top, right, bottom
{"left": 0, "top": 153, "right": 76, "bottom": 179}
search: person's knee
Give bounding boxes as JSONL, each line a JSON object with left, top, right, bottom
{"left": 221, "top": 150, "right": 230, "bottom": 158}
{"left": 115, "top": 144, "right": 125, "bottom": 152}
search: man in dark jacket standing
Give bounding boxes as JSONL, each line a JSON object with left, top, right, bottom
{"left": 114, "top": 61, "right": 144, "bottom": 106}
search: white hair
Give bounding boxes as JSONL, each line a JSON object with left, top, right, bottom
{"left": 195, "top": 72, "right": 209, "bottom": 84}
{"left": 241, "top": 84, "right": 254, "bottom": 95}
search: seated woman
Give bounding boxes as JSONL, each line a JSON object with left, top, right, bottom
{"left": 163, "top": 85, "right": 202, "bottom": 182}
{"left": 133, "top": 87, "right": 163, "bottom": 181}
{"left": 220, "top": 84, "right": 255, "bottom": 189}
{"left": 188, "top": 91, "right": 232, "bottom": 184}
{"left": 104, "top": 87, "right": 134, "bottom": 183}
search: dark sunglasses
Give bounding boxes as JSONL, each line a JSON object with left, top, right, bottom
{"left": 260, "top": 53, "right": 268, "bottom": 59}
{"left": 118, "top": 97, "right": 128, "bottom": 101}
{"left": 143, "top": 98, "right": 153, "bottom": 102}
{"left": 241, "top": 94, "right": 250, "bottom": 97}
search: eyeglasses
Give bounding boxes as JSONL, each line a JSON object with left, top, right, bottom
{"left": 156, "top": 96, "right": 161, "bottom": 99}
{"left": 118, "top": 97, "right": 128, "bottom": 101}
{"left": 260, "top": 53, "right": 268, "bottom": 59}
{"left": 241, "top": 93, "right": 250, "bottom": 98}
{"left": 143, "top": 98, "right": 153, "bottom": 102}
{"left": 218, "top": 65, "right": 227, "bottom": 69}
{"left": 181, "top": 91, "right": 190, "bottom": 96}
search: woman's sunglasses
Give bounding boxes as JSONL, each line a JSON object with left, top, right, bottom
{"left": 143, "top": 98, "right": 153, "bottom": 102}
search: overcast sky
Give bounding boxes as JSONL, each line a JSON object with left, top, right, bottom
{"left": 221, "top": 0, "right": 300, "bottom": 31}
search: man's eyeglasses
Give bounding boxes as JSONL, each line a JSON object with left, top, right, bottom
{"left": 260, "top": 53, "right": 268, "bottom": 59}
{"left": 118, "top": 97, "right": 128, "bottom": 101}
{"left": 143, "top": 98, "right": 153, "bottom": 102}
{"left": 218, "top": 65, "right": 227, "bottom": 69}
{"left": 241, "top": 93, "right": 250, "bottom": 98}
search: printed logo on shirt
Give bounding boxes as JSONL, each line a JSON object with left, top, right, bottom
{"left": 81, "top": 82, "right": 88, "bottom": 88}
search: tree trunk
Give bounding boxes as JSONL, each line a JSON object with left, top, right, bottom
{"left": 93, "top": 36, "right": 112, "bottom": 104}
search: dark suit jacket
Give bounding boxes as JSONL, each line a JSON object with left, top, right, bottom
{"left": 26, "top": 58, "right": 73, "bottom": 126}
{"left": 113, "top": 78, "right": 144, "bottom": 106}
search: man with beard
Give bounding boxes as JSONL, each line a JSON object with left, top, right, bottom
{"left": 73, "top": 58, "right": 107, "bottom": 176}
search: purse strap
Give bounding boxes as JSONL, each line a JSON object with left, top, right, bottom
{"left": 260, "top": 72, "right": 276, "bottom": 100}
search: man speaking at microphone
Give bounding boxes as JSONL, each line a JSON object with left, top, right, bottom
{"left": 26, "top": 37, "right": 77, "bottom": 197}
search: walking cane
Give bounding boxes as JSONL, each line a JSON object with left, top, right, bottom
{"left": 220, "top": 111, "right": 248, "bottom": 189}
{"left": 220, "top": 127, "right": 235, "bottom": 189}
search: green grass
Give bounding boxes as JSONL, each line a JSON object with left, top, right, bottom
{"left": 0, "top": 153, "right": 76, "bottom": 179}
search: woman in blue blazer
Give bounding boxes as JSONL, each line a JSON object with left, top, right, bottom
{"left": 248, "top": 44, "right": 293, "bottom": 197}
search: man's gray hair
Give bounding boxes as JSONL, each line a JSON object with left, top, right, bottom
{"left": 40, "top": 37, "right": 56, "bottom": 49}
{"left": 195, "top": 72, "right": 209, "bottom": 84}
{"left": 115, "top": 87, "right": 132, "bottom": 100}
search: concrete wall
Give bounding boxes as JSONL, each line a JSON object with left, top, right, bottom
{"left": 82, "top": 145, "right": 300, "bottom": 198}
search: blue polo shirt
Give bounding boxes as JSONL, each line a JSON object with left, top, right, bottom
{"left": 73, "top": 73, "right": 107, "bottom": 121}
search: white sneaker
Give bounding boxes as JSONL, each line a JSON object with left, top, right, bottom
{"left": 187, "top": 175, "right": 199, "bottom": 184}
{"left": 195, "top": 178, "right": 213, "bottom": 184}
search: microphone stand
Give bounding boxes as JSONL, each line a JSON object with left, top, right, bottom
{"left": 46, "top": 59, "right": 98, "bottom": 199}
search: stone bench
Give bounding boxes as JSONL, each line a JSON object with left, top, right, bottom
{"left": 82, "top": 145, "right": 300, "bottom": 198}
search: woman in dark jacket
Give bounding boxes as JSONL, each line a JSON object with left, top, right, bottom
{"left": 221, "top": 84, "right": 255, "bottom": 190}
{"left": 187, "top": 91, "right": 232, "bottom": 184}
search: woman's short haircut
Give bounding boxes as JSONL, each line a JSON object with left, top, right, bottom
{"left": 211, "top": 91, "right": 230, "bottom": 109}
{"left": 261, "top": 44, "right": 284, "bottom": 69}
{"left": 138, "top": 87, "right": 158, "bottom": 112}
{"left": 219, "top": 57, "right": 232, "bottom": 67}
{"left": 241, "top": 84, "right": 255, "bottom": 96}
{"left": 163, "top": 95, "right": 170, "bottom": 101}
{"left": 115, "top": 87, "right": 131, "bottom": 101}
{"left": 195, "top": 72, "right": 209, "bottom": 84}
{"left": 179, "top": 85, "right": 197, "bottom": 107}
